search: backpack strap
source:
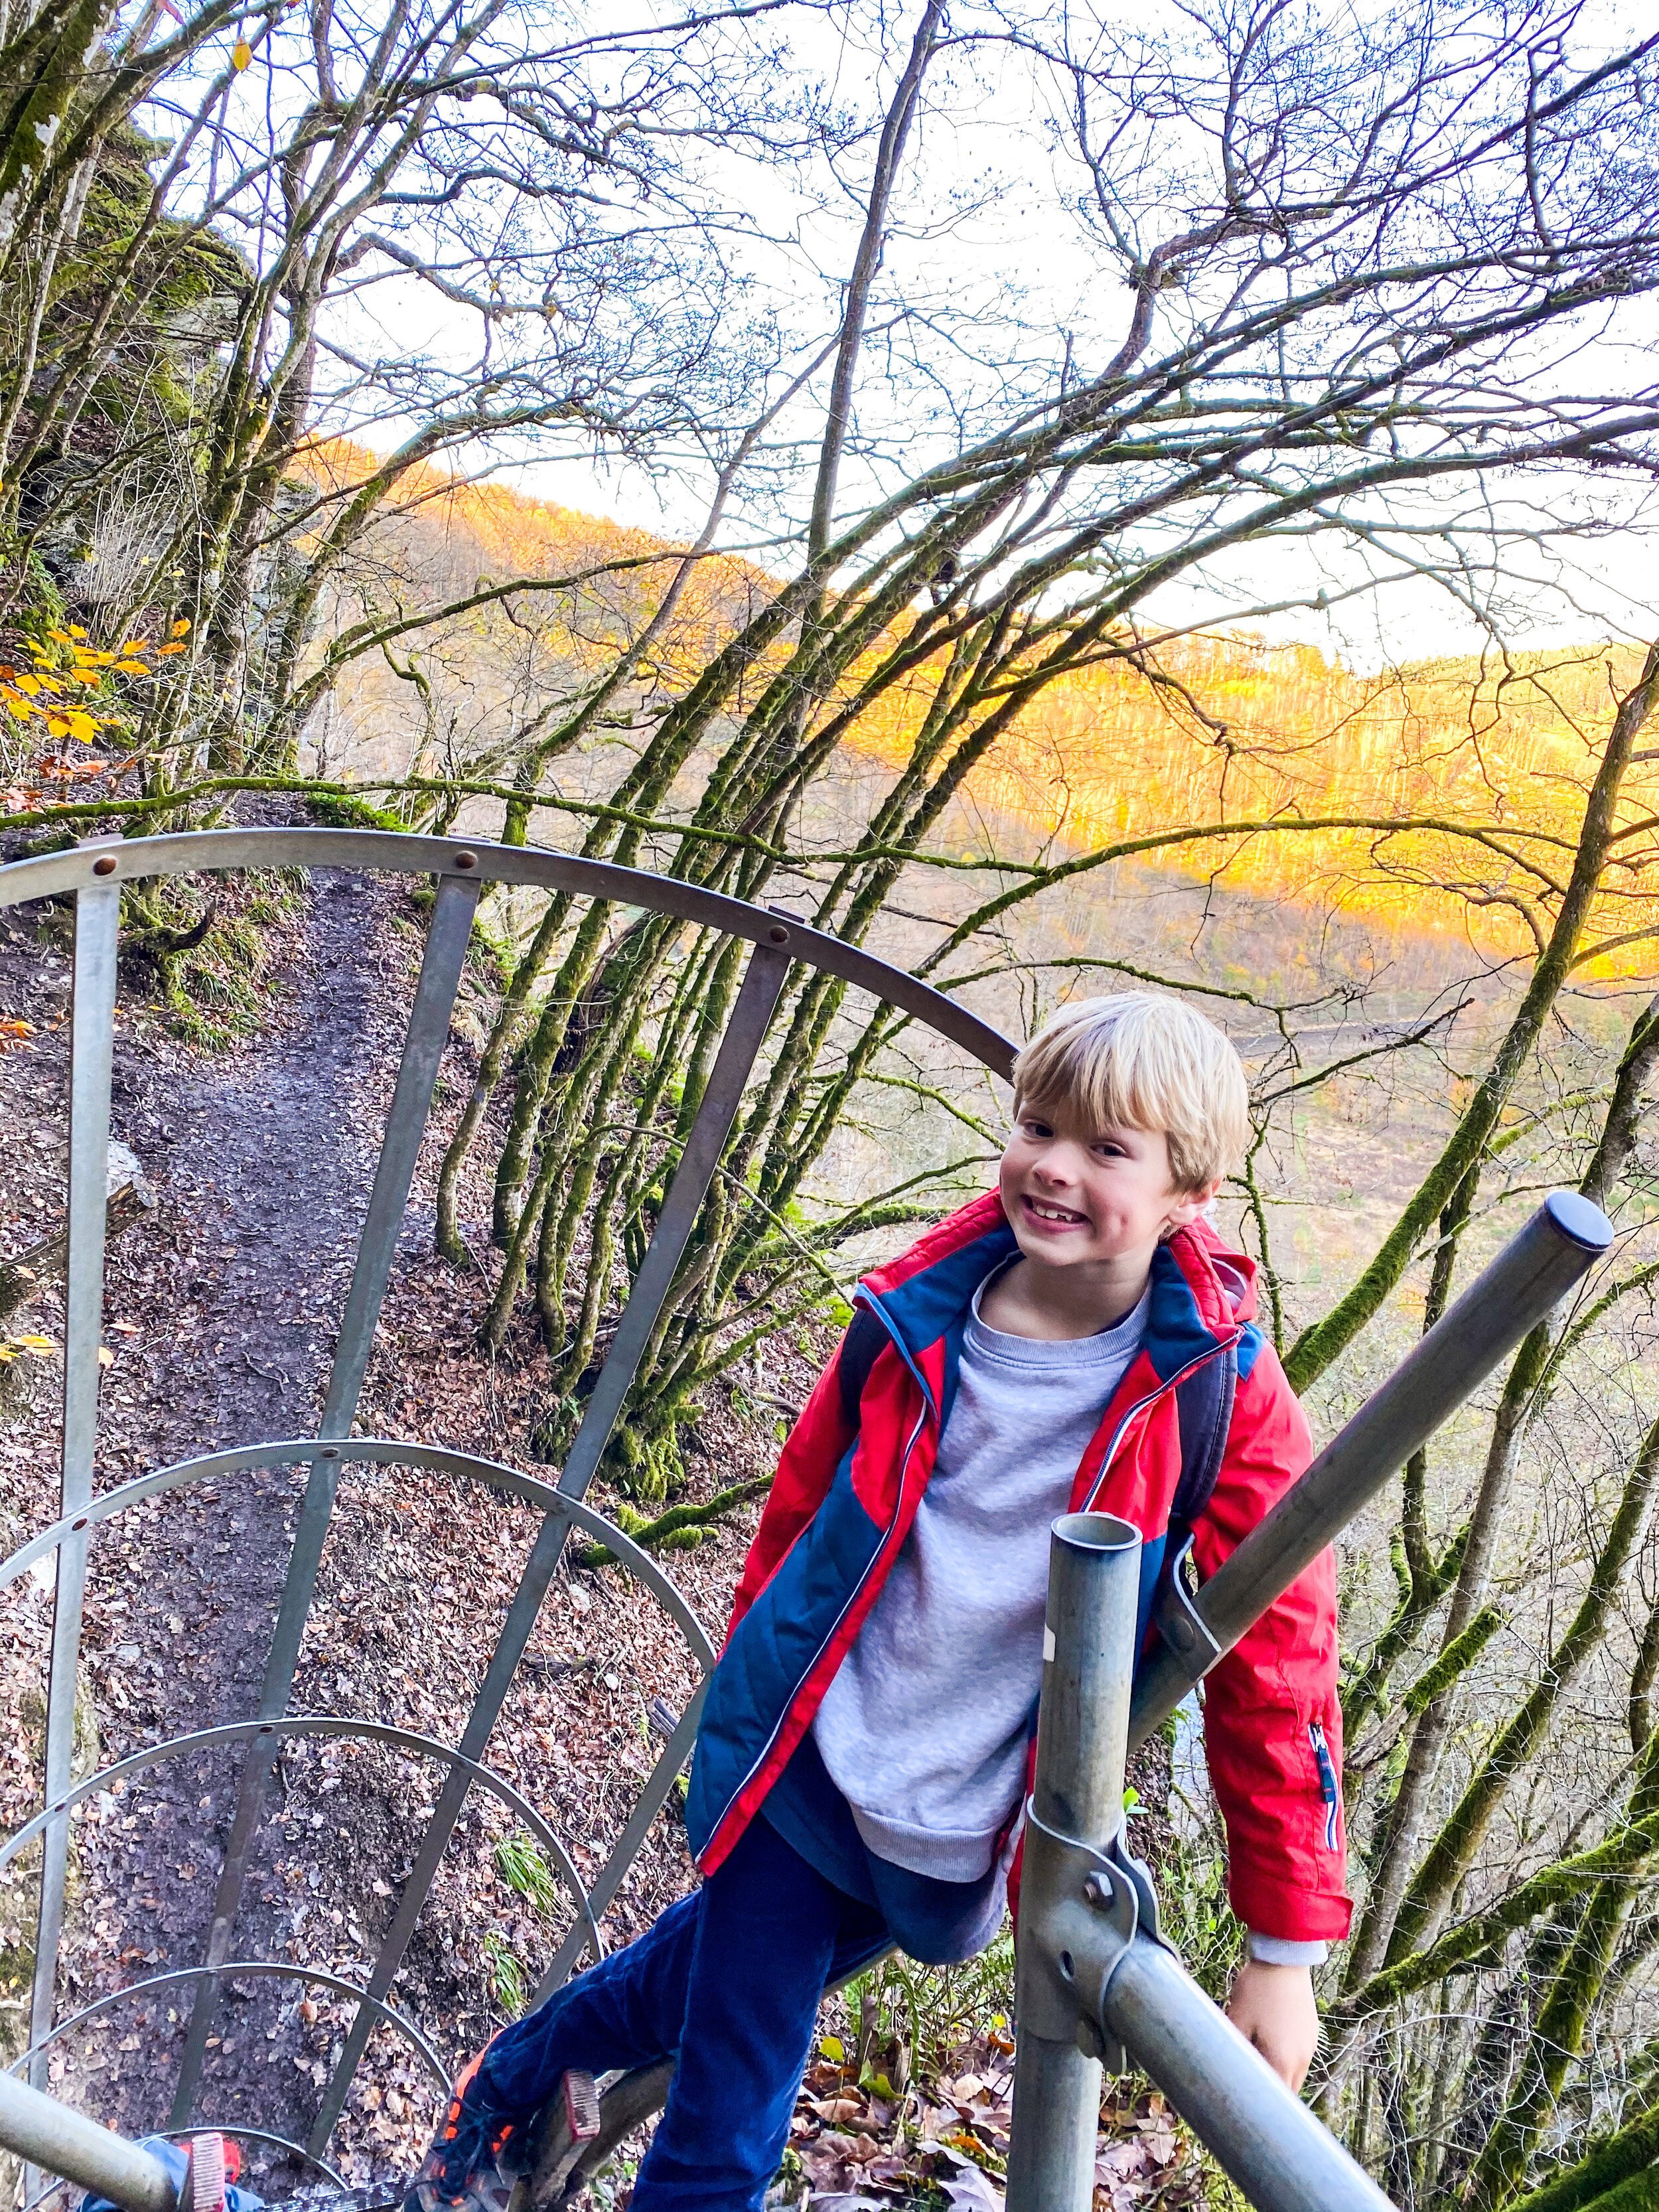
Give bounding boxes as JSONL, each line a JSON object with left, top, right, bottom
{"left": 837, "top": 1305, "right": 891, "bottom": 1427}
{"left": 1150, "top": 1342, "right": 1238, "bottom": 1689}
{"left": 1171, "top": 1342, "right": 1237, "bottom": 1535}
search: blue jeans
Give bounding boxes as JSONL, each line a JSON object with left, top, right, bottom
{"left": 476, "top": 1818, "right": 892, "bottom": 2212}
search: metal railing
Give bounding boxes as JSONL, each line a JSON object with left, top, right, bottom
{"left": 0, "top": 828, "right": 1617, "bottom": 2212}
{"left": 0, "top": 828, "right": 1013, "bottom": 2190}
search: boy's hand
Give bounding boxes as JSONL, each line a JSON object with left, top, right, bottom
{"left": 1224, "top": 1960, "right": 1319, "bottom": 2091}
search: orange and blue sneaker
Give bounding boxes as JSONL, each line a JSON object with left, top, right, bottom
{"left": 405, "top": 2055, "right": 601, "bottom": 2212}
{"left": 404, "top": 2049, "right": 524, "bottom": 2212}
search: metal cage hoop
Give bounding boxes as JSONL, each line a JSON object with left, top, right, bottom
{"left": 0, "top": 828, "right": 1014, "bottom": 2164}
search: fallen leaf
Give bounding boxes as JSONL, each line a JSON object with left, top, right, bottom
{"left": 1096, "top": 2142, "right": 1149, "bottom": 2180}
{"left": 939, "top": 2170, "right": 1003, "bottom": 2211}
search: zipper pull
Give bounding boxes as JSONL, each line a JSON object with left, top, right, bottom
{"left": 1308, "top": 1720, "right": 1341, "bottom": 1852}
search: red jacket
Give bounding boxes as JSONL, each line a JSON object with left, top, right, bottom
{"left": 683, "top": 1192, "right": 1350, "bottom": 1944}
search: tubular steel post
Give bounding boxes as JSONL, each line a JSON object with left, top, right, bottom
{"left": 0, "top": 2072, "right": 175, "bottom": 2212}
{"left": 306, "top": 933, "right": 792, "bottom": 2152}
{"left": 1005, "top": 1512, "right": 1142, "bottom": 2212}
{"left": 29, "top": 871, "right": 118, "bottom": 2108}
{"left": 1010, "top": 1517, "right": 1398, "bottom": 2212}
{"left": 1129, "top": 1191, "right": 1613, "bottom": 1746}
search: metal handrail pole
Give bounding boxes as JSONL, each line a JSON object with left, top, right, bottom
{"left": 1129, "top": 1191, "right": 1613, "bottom": 1744}
{"left": 1005, "top": 1512, "right": 1142, "bottom": 2212}
{"left": 0, "top": 2072, "right": 175, "bottom": 2212}
{"left": 1098, "top": 1931, "right": 1394, "bottom": 2212}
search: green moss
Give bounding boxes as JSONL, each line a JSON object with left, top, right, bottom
{"left": 307, "top": 791, "right": 406, "bottom": 833}
{"left": 123, "top": 869, "right": 299, "bottom": 1049}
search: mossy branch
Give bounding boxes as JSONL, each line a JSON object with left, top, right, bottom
{"left": 1400, "top": 1603, "right": 1504, "bottom": 1717}
{"left": 573, "top": 1474, "right": 772, "bottom": 1571}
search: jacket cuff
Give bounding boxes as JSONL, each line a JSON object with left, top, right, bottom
{"left": 1228, "top": 1862, "right": 1352, "bottom": 1945}
{"left": 1247, "top": 1930, "right": 1329, "bottom": 1967}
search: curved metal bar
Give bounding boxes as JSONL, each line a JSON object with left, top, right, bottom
{"left": 0, "top": 1436, "right": 717, "bottom": 1672}
{"left": 162, "top": 2127, "right": 349, "bottom": 2193}
{"left": 8, "top": 1962, "right": 451, "bottom": 2092}
{"left": 0, "top": 1716, "right": 602, "bottom": 1968}
{"left": 0, "top": 829, "right": 1017, "bottom": 1079}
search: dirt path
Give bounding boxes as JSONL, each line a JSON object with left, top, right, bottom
{"left": 0, "top": 865, "right": 417, "bottom": 2173}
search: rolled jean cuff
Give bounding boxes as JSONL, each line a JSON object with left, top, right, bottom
{"left": 1246, "top": 1930, "right": 1329, "bottom": 1967}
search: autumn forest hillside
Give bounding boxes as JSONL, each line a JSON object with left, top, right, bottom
{"left": 313, "top": 445, "right": 1659, "bottom": 983}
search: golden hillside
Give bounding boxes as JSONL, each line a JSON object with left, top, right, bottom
{"left": 310, "top": 444, "right": 1657, "bottom": 965}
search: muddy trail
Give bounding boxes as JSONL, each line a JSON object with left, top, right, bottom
{"left": 1, "top": 867, "right": 419, "bottom": 2164}
{"left": 0, "top": 857, "right": 783, "bottom": 2200}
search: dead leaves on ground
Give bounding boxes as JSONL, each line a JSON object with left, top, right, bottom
{"left": 785, "top": 2048, "right": 1206, "bottom": 2211}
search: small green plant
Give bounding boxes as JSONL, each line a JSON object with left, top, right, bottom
{"left": 494, "top": 1830, "right": 561, "bottom": 1917}
{"left": 1157, "top": 1793, "right": 1245, "bottom": 2005}
{"left": 122, "top": 868, "right": 299, "bottom": 1049}
{"left": 482, "top": 1930, "right": 526, "bottom": 2014}
{"left": 841, "top": 1925, "right": 1017, "bottom": 2087}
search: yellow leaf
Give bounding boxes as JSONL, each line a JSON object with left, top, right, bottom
{"left": 45, "top": 716, "right": 68, "bottom": 737}
{"left": 232, "top": 37, "right": 252, "bottom": 68}
{"left": 4, "top": 700, "right": 30, "bottom": 721}
{"left": 117, "top": 640, "right": 148, "bottom": 655}
{"left": 114, "top": 660, "right": 149, "bottom": 674}
{"left": 16, "top": 1335, "right": 55, "bottom": 1354}
{"left": 819, "top": 2036, "right": 845, "bottom": 2062}
{"left": 155, "top": 642, "right": 187, "bottom": 657}
{"left": 97, "top": 1346, "right": 115, "bottom": 1368}
{"left": 171, "top": 619, "right": 192, "bottom": 636}
{"left": 68, "top": 625, "right": 87, "bottom": 639}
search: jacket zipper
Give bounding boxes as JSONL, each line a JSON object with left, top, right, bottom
{"left": 1309, "top": 1719, "right": 1340, "bottom": 1850}
{"left": 708, "top": 1291, "right": 933, "bottom": 1841}
{"left": 1079, "top": 1334, "right": 1241, "bottom": 1513}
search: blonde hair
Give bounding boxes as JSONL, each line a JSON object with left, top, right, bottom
{"left": 1012, "top": 992, "right": 1249, "bottom": 1192}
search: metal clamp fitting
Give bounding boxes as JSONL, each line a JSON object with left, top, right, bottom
{"left": 1019, "top": 1804, "right": 1172, "bottom": 2072}
{"left": 1151, "top": 1531, "right": 1222, "bottom": 1690}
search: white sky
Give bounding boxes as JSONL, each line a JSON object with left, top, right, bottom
{"left": 274, "top": 0, "right": 1659, "bottom": 671}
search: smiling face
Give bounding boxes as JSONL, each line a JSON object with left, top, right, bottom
{"left": 998, "top": 1098, "right": 1218, "bottom": 1280}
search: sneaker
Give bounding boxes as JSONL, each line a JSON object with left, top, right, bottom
{"left": 404, "top": 2049, "right": 525, "bottom": 2212}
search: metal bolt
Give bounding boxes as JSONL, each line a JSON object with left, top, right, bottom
{"left": 767, "top": 924, "right": 790, "bottom": 945}
{"left": 453, "top": 850, "right": 478, "bottom": 870}
{"left": 71, "top": 1517, "right": 88, "bottom": 1532}
{"left": 92, "top": 855, "right": 117, "bottom": 877}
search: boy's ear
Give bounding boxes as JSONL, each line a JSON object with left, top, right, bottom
{"left": 1164, "top": 1175, "right": 1224, "bottom": 1232}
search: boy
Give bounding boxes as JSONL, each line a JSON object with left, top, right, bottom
{"left": 408, "top": 992, "right": 1350, "bottom": 2212}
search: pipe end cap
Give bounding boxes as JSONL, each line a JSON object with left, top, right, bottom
{"left": 1545, "top": 1190, "right": 1614, "bottom": 1254}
